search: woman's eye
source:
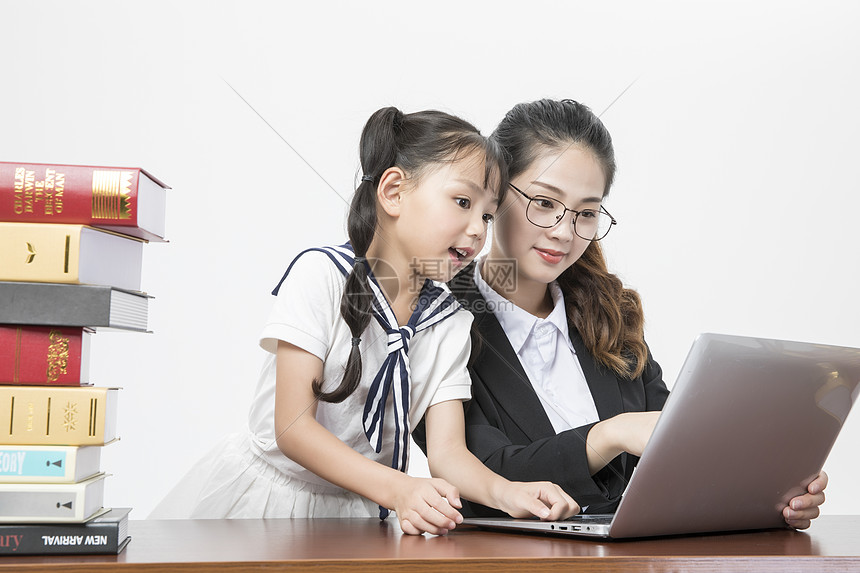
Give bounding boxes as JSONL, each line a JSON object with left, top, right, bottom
{"left": 579, "top": 209, "right": 598, "bottom": 219}
{"left": 482, "top": 213, "right": 495, "bottom": 223}
{"left": 534, "top": 198, "right": 556, "bottom": 210}
{"left": 456, "top": 197, "right": 471, "bottom": 209}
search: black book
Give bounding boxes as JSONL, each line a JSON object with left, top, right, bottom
{"left": 0, "top": 507, "right": 131, "bottom": 555}
{"left": 0, "top": 282, "right": 149, "bottom": 331}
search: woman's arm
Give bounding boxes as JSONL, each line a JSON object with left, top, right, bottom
{"left": 584, "top": 411, "right": 660, "bottom": 474}
{"left": 462, "top": 353, "right": 669, "bottom": 510}
{"left": 424, "top": 399, "right": 579, "bottom": 520}
{"left": 584, "top": 351, "right": 668, "bottom": 473}
{"left": 274, "top": 340, "right": 462, "bottom": 535}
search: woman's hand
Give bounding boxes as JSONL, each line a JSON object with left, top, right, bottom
{"left": 783, "top": 471, "right": 827, "bottom": 529}
{"left": 614, "top": 411, "right": 661, "bottom": 457}
{"left": 586, "top": 411, "right": 661, "bottom": 474}
{"left": 494, "top": 481, "right": 580, "bottom": 521}
{"left": 391, "top": 475, "right": 464, "bottom": 536}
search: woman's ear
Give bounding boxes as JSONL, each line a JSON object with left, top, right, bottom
{"left": 377, "top": 167, "right": 407, "bottom": 217}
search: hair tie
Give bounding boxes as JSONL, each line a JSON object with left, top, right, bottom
{"left": 360, "top": 174, "right": 374, "bottom": 182}
{"left": 354, "top": 256, "right": 367, "bottom": 265}
{"left": 351, "top": 337, "right": 361, "bottom": 347}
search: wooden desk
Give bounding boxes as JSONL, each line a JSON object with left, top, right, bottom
{"left": 2, "top": 516, "right": 860, "bottom": 572}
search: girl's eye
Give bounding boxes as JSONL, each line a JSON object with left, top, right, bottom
{"left": 482, "top": 213, "right": 495, "bottom": 223}
{"left": 456, "top": 198, "right": 471, "bottom": 209}
{"left": 579, "top": 209, "right": 598, "bottom": 219}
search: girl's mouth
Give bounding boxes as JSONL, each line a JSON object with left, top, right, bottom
{"left": 449, "top": 247, "right": 472, "bottom": 264}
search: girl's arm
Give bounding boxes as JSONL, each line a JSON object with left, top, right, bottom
{"left": 274, "top": 340, "right": 462, "bottom": 535}
{"left": 424, "top": 399, "right": 579, "bottom": 520}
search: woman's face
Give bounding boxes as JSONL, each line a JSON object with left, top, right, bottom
{"left": 490, "top": 145, "right": 607, "bottom": 291}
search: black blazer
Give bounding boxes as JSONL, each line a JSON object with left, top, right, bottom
{"left": 415, "top": 263, "right": 670, "bottom": 516}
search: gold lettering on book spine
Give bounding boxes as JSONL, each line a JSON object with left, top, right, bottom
{"left": 46, "top": 330, "right": 71, "bottom": 383}
{"left": 91, "top": 170, "right": 133, "bottom": 220}
{"left": 12, "top": 168, "right": 25, "bottom": 215}
{"left": 54, "top": 172, "right": 64, "bottom": 214}
{"left": 63, "top": 401, "right": 77, "bottom": 432}
{"left": 22, "top": 170, "right": 35, "bottom": 214}
{"left": 89, "top": 398, "right": 97, "bottom": 436}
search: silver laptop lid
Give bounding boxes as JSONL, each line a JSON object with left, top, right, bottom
{"left": 609, "top": 333, "right": 860, "bottom": 538}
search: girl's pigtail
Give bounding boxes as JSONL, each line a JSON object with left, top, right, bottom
{"left": 312, "top": 107, "right": 402, "bottom": 403}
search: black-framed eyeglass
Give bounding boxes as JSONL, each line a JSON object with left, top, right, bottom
{"left": 510, "top": 183, "right": 617, "bottom": 241}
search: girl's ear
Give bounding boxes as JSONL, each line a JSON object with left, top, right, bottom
{"left": 377, "top": 167, "right": 407, "bottom": 217}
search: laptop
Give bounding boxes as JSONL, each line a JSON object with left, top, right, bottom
{"left": 464, "top": 333, "right": 860, "bottom": 539}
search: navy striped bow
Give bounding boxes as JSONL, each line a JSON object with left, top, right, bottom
{"left": 273, "top": 243, "right": 463, "bottom": 519}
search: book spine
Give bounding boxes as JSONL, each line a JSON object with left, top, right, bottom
{"left": 0, "top": 446, "right": 80, "bottom": 482}
{"left": 0, "top": 326, "right": 88, "bottom": 385}
{"left": 0, "top": 223, "right": 85, "bottom": 283}
{"left": 0, "top": 387, "right": 114, "bottom": 446}
{"left": 0, "top": 223, "right": 142, "bottom": 290}
{"left": 0, "top": 483, "right": 89, "bottom": 521}
{"left": 0, "top": 282, "right": 149, "bottom": 331}
{"left": 0, "top": 163, "right": 143, "bottom": 227}
{"left": 0, "top": 522, "right": 122, "bottom": 555}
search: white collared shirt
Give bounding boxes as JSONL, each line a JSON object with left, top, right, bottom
{"left": 475, "top": 260, "right": 599, "bottom": 433}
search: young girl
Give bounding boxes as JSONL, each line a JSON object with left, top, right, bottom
{"left": 441, "top": 98, "right": 827, "bottom": 528}
{"left": 152, "top": 106, "right": 578, "bottom": 535}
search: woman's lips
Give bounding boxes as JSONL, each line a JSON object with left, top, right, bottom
{"left": 534, "top": 247, "right": 565, "bottom": 264}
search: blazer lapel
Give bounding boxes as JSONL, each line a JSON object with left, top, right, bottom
{"left": 450, "top": 266, "right": 556, "bottom": 442}
{"left": 568, "top": 327, "right": 625, "bottom": 421}
{"left": 567, "top": 325, "right": 633, "bottom": 479}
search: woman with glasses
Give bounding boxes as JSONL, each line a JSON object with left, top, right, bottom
{"left": 432, "top": 98, "right": 827, "bottom": 527}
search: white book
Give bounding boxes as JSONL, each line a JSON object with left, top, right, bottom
{"left": 0, "top": 473, "right": 106, "bottom": 523}
{"left": 0, "top": 445, "right": 102, "bottom": 484}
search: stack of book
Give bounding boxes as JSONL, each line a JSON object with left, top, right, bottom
{"left": 0, "top": 161, "right": 168, "bottom": 555}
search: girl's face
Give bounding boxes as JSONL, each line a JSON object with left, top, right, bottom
{"left": 491, "top": 145, "right": 606, "bottom": 292}
{"left": 394, "top": 153, "right": 499, "bottom": 283}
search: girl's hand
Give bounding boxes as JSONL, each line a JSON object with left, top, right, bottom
{"left": 496, "top": 481, "right": 580, "bottom": 521}
{"left": 391, "top": 475, "right": 464, "bottom": 536}
{"left": 783, "top": 471, "right": 827, "bottom": 529}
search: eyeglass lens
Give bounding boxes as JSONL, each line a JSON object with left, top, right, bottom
{"left": 527, "top": 196, "right": 613, "bottom": 240}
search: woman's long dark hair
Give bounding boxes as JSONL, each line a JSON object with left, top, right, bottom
{"left": 313, "top": 107, "right": 506, "bottom": 402}
{"left": 492, "top": 99, "right": 648, "bottom": 379}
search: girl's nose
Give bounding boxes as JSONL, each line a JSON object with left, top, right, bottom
{"left": 467, "top": 212, "right": 487, "bottom": 240}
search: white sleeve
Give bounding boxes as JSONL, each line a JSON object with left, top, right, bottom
{"left": 259, "top": 250, "right": 343, "bottom": 361}
{"left": 428, "top": 311, "right": 473, "bottom": 406}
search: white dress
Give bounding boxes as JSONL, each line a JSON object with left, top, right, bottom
{"left": 150, "top": 249, "right": 473, "bottom": 519}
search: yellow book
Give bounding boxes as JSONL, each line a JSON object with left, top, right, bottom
{"left": 0, "top": 386, "right": 118, "bottom": 446}
{"left": 0, "top": 223, "right": 143, "bottom": 291}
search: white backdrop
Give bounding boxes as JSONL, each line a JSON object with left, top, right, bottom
{"left": 2, "top": 0, "right": 858, "bottom": 519}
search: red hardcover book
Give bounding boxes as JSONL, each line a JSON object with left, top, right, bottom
{"left": 0, "top": 325, "right": 91, "bottom": 386}
{"left": 0, "top": 161, "right": 168, "bottom": 242}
